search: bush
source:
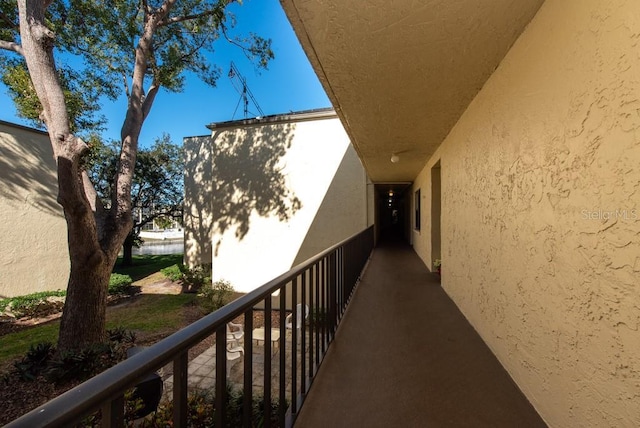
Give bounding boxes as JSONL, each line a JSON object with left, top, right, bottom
{"left": 160, "top": 264, "right": 183, "bottom": 282}
{"left": 9, "top": 328, "right": 135, "bottom": 384}
{"left": 13, "top": 342, "right": 55, "bottom": 381}
{"left": 45, "top": 345, "right": 108, "bottom": 384}
{"left": 198, "top": 279, "right": 234, "bottom": 314}
{"left": 108, "top": 273, "right": 133, "bottom": 295}
{"left": 44, "top": 330, "right": 134, "bottom": 385}
{"left": 0, "top": 290, "right": 66, "bottom": 319}
{"left": 137, "top": 385, "right": 285, "bottom": 427}
{"left": 106, "top": 327, "right": 136, "bottom": 344}
{"left": 160, "top": 264, "right": 213, "bottom": 293}
{"left": 182, "top": 264, "right": 212, "bottom": 293}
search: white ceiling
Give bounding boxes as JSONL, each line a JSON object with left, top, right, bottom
{"left": 280, "top": 0, "right": 545, "bottom": 182}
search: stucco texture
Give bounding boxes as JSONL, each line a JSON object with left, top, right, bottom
{"left": 0, "top": 122, "right": 69, "bottom": 298}
{"left": 413, "top": 0, "right": 640, "bottom": 426}
{"left": 184, "top": 116, "right": 370, "bottom": 293}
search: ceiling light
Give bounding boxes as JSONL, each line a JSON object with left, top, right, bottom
{"left": 390, "top": 153, "right": 400, "bottom": 163}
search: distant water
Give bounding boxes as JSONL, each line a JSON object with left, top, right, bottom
{"left": 132, "top": 239, "right": 184, "bottom": 255}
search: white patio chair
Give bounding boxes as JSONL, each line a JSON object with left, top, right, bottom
{"left": 226, "top": 321, "right": 244, "bottom": 347}
{"left": 286, "top": 304, "right": 309, "bottom": 330}
{"left": 226, "top": 344, "right": 244, "bottom": 377}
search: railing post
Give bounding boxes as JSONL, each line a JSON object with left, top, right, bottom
{"left": 215, "top": 327, "right": 227, "bottom": 427}
{"left": 101, "top": 395, "right": 124, "bottom": 428}
{"left": 243, "top": 309, "right": 253, "bottom": 427}
{"left": 328, "top": 252, "right": 337, "bottom": 338}
{"left": 291, "top": 277, "right": 298, "bottom": 415}
{"left": 264, "top": 297, "right": 272, "bottom": 428}
{"left": 279, "top": 285, "right": 287, "bottom": 427}
{"left": 300, "top": 271, "right": 307, "bottom": 402}
{"left": 173, "top": 352, "right": 188, "bottom": 427}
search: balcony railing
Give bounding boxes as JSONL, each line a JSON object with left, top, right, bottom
{"left": 7, "top": 226, "right": 374, "bottom": 428}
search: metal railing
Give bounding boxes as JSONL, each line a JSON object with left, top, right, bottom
{"left": 7, "top": 226, "right": 374, "bottom": 428}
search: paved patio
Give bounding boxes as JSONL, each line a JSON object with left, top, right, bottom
{"left": 161, "top": 329, "right": 307, "bottom": 402}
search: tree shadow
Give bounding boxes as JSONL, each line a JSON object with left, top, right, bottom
{"left": 0, "top": 123, "right": 62, "bottom": 216}
{"left": 184, "top": 123, "right": 300, "bottom": 267}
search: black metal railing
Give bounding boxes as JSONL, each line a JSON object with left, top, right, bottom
{"left": 7, "top": 226, "right": 374, "bottom": 428}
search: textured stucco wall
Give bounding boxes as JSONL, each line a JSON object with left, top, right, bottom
{"left": 0, "top": 122, "right": 69, "bottom": 298}
{"left": 412, "top": 0, "right": 640, "bottom": 426}
{"left": 184, "top": 116, "right": 369, "bottom": 293}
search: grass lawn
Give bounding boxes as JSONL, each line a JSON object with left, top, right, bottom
{"left": 113, "top": 254, "right": 183, "bottom": 282}
{"left": 106, "top": 293, "right": 196, "bottom": 333}
{"left": 0, "top": 253, "right": 192, "bottom": 367}
{"left": 0, "top": 322, "right": 60, "bottom": 363}
{"left": 0, "top": 293, "right": 196, "bottom": 366}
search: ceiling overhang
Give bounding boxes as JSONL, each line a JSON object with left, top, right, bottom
{"left": 280, "top": 0, "right": 545, "bottom": 182}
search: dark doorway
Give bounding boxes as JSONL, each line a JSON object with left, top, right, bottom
{"left": 431, "top": 162, "right": 441, "bottom": 270}
{"left": 375, "top": 183, "right": 411, "bottom": 243}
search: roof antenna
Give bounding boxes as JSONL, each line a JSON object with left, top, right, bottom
{"left": 228, "top": 61, "right": 265, "bottom": 119}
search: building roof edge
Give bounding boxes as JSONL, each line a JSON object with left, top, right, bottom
{"left": 0, "top": 120, "right": 48, "bottom": 135}
{"left": 205, "top": 107, "right": 336, "bottom": 131}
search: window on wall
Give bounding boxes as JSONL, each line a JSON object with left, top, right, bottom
{"left": 414, "top": 189, "right": 421, "bottom": 230}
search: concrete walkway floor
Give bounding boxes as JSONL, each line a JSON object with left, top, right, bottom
{"left": 294, "top": 243, "right": 547, "bottom": 427}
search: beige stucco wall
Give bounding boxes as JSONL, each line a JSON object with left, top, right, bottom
{"left": 412, "top": 0, "right": 640, "bottom": 426}
{"left": 0, "top": 122, "right": 69, "bottom": 298}
{"left": 184, "top": 115, "right": 370, "bottom": 293}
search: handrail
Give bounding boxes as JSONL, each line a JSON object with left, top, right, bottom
{"left": 7, "top": 225, "right": 374, "bottom": 428}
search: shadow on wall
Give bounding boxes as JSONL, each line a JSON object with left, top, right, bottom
{"left": 0, "top": 127, "right": 61, "bottom": 217}
{"left": 184, "top": 123, "right": 301, "bottom": 266}
{"left": 291, "top": 145, "right": 365, "bottom": 266}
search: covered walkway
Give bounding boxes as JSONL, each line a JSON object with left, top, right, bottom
{"left": 295, "top": 243, "right": 547, "bottom": 427}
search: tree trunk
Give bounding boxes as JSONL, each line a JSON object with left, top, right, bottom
{"left": 122, "top": 232, "right": 135, "bottom": 267}
{"left": 58, "top": 258, "right": 112, "bottom": 349}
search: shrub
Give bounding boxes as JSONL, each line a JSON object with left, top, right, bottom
{"left": 198, "top": 279, "right": 234, "bottom": 314}
{"left": 108, "top": 273, "right": 133, "bottom": 295}
{"left": 13, "top": 342, "right": 55, "bottom": 381}
{"left": 137, "top": 385, "right": 285, "bottom": 427}
{"left": 0, "top": 290, "right": 66, "bottom": 319}
{"left": 45, "top": 344, "right": 110, "bottom": 384}
{"left": 181, "top": 264, "right": 212, "bottom": 293}
{"left": 45, "top": 331, "right": 134, "bottom": 385}
{"left": 160, "top": 264, "right": 183, "bottom": 282}
{"left": 107, "top": 327, "right": 136, "bottom": 345}
{"left": 11, "top": 329, "right": 136, "bottom": 385}
{"left": 309, "top": 308, "right": 328, "bottom": 328}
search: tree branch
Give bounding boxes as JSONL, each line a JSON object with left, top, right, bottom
{"left": 141, "top": 83, "right": 159, "bottom": 120}
{"left": 0, "top": 11, "right": 18, "bottom": 29}
{"left": 158, "top": 1, "right": 231, "bottom": 27}
{"left": 122, "top": 72, "right": 130, "bottom": 98}
{"left": 134, "top": 205, "right": 182, "bottom": 229}
{"left": 0, "top": 39, "right": 23, "bottom": 55}
{"left": 220, "top": 24, "right": 256, "bottom": 62}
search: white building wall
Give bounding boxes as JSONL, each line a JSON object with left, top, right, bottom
{"left": 0, "top": 122, "right": 69, "bottom": 298}
{"left": 412, "top": 1, "right": 640, "bottom": 426}
{"left": 184, "top": 114, "right": 370, "bottom": 293}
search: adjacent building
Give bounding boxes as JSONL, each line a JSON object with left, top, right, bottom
{"left": 184, "top": 108, "right": 374, "bottom": 293}
{"left": 0, "top": 121, "right": 69, "bottom": 298}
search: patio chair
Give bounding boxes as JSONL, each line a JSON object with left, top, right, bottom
{"left": 227, "top": 321, "right": 244, "bottom": 347}
{"left": 226, "top": 344, "right": 244, "bottom": 377}
{"left": 286, "top": 304, "right": 309, "bottom": 330}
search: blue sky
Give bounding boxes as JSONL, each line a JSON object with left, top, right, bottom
{"left": 0, "top": 0, "right": 330, "bottom": 146}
